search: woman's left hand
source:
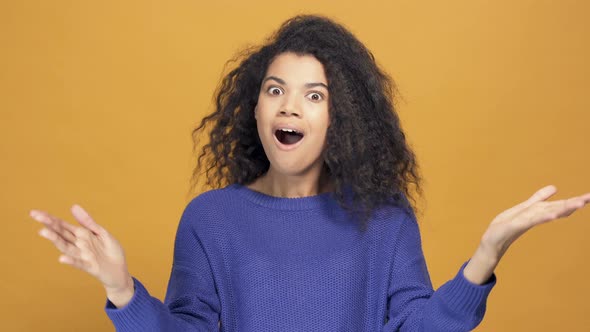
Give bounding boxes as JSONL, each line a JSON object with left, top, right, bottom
{"left": 464, "top": 185, "right": 590, "bottom": 284}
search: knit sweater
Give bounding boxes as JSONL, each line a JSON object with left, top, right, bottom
{"left": 105, "top": 183, "right": 497, "bottom": 331}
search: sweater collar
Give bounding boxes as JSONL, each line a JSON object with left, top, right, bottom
{"left": 229, "top": 183, "right": 336, "bottom": 211}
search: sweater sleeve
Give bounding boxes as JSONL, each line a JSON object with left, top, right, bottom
{"left": 104, "top": 203, "right": 221, "bottom": 331}
{"left": 383, "top": 209, "right": 496, "bottom": 332}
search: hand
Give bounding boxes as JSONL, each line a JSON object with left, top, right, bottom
{"left": 480, "top": 185, "right": 590, "bottom": 261}
{"left": 30, "top": 204, "right": 133, "bottom": 295}
{"left": 464, "top": 185, "right": 590, "bottom": 285}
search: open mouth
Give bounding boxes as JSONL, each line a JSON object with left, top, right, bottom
{"left": 274, "top": 128, "right": 304, "bottom": 145}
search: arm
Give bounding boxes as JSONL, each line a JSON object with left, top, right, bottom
{"left": 464, "top": 185, "right": 589, "bottom": 286}
{"left": 383, "top": 209, "right": 496, "bottom": 332}
{"left": 104, "top": 203, "right": 221, "bottom": 332}
{"left": 384, "top": 185, "right": 590, "bottom": 331}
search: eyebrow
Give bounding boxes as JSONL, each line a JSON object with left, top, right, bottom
{"left": 262, "top": 76, "right": 329, "bottom": 90}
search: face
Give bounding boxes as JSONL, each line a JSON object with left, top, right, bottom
{"left": 255, "top": 52, "right": 330, "bottom": 177}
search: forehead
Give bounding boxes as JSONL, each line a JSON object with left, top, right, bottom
{"left": 265, "top": 52, "right": 327, "bottom": 84}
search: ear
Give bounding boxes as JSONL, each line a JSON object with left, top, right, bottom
{"left": 254, "top": 106, "right": 258, "bottom": 119}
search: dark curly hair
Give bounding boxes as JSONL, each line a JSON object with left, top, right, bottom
{"left": 189, "top": 14, "right": 423, "bottom": 229}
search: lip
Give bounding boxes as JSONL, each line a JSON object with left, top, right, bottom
{"left": 272, "top": 123, "right": 305, "bottom": 135}
{"left": 272, "top": 131, "right": 305, "bottom": 151}
{"left": 271, "top": 123, "right": 305, "bottom": 151}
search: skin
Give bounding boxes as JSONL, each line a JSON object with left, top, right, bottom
{"left": 248, "top": 52, "right": 332, "bottom": 198}
{"left": 464, "top": 185, "right": 590, "bottom": 284}
{"left": 29, "top": 52, "right": 590, "bottom": 310}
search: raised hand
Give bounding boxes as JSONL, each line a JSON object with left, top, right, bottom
{"left": 464, "top": 185, "right": 590, "bottom": 284}
{"left": 30, "top": 204, "right": 135, "bottom": 307}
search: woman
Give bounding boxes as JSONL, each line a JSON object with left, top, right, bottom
{"left": 30, "top": 14, "right": 590, "bottom": 331}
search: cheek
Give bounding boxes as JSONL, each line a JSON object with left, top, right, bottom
{"left": 314, "top": 109, "right": 330, "bottom": 134}
{"left": 254, "top": 111, "right": 272, "bottom": 141}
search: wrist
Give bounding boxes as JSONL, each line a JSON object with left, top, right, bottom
{"left": 105, "top": 275, "right": 135, "bottom": 308}
{"left": 104, "top": 274, "right": 134, "bottom": 293}
{"left": 474, "top": 242, "right": 501, "bottom": 265}
{"left": 463, "top": 244, "right": 499, "bottom": 285}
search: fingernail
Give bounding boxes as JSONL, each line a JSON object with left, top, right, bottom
{"left": 72, "top": 204, "right": 82, "bottom": 214}
{"left": 31, "top": 212, "right": 43, "bottom": 222}
{"left": 39, "top": 229, "right": 48, "bottom": 237}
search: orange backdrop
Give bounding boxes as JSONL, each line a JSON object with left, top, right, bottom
{"left": 2, "top": 1, "right": 589, "bottom": 331}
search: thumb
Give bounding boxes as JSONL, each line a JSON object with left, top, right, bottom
{"left": 526, "top": 185, "right": 558, "bottom": 205}
{"left": 71, "top": 204, "right": 105, "bottom": 235}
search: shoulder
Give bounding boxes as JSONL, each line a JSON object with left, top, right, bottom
{"left": 372, "top": 193, "right": 416, "bottom": 224}
{"left": 187, "top": 187, "right": 224, "bottom": 205}
{"left": 367, "top": 194, "right": 421, "bottom": 239}
{"left": 177, "top": 184, "right": 242, "bottom": 228}
{"left": 184, "top": 184, "right": 240, "bottom": 212}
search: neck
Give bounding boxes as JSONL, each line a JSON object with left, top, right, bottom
{"left": 254, "top": 166, "right": 333, "bottom": 198}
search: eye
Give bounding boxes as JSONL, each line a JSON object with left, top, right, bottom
{"left": 307, "top": 92, "right": 324, "bottom": 102}
{"left": 267, "top": 86, "right": 283, "bottom": 95}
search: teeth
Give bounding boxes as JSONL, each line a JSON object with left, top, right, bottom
{"left": 279, "top": 128, "right": 299, "bottom": 134}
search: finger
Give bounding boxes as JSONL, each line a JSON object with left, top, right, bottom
{"left": 73, "top": 226, "right": 94, "bottom": 243}
{"left": 58, "top": 254, "right": 91, "bottom": 271}
{"left": 30, "top": 210, "right": 78, "bottom": 244}
{"left": 496, "top": 185, "right": 559, "bottom": 221}
{"left": 526, "top": 185, "right": 558, "bottom": 204}
{"left": 552, "top": 196, "right": 587, "bottom": 218}
{"left": 579, "top": 192, "right": 590, "bottom": 203}
{"left": 513, "top": 185, "right": 559, "bottom": 217}
{"left": 523, "top": 197, "right": 588, "bottom": 227}
{"left": 71, "top": 204, "right": 105, "bottom": 235}
{"left": 44, "top": 212, "right": 78, "bottom": 244}
{"left": 38, "top": 227, "right": 82, "bottom": 258}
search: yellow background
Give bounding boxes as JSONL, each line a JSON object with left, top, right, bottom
{"left": 2, "top": 1, "right": 589, "bottom": 331}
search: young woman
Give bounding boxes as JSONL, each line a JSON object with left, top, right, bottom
{"left": 30, "top": 15, "right": 590, "bottom": 331}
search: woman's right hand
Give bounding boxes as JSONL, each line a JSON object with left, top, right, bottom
{"left": 30, "top": 204, "right": 135, "bottom": 307}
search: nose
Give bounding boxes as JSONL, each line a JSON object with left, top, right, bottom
{"left": 279, "top": 94, "right": 301, "bottom": 117}
{"left": 279, "top": 108, "right": 300, "bottom": 117}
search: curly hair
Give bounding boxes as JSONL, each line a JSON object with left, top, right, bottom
{"left": 189, "top": 14, "right": 423, "bottom": 230}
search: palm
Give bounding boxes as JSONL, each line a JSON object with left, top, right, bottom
{"left": 31, "top": 204, "right": 131, "bottom": 291}
{"left": 80, "top": 228, "right": 128, "bottom": 288}
{"left": 480, "top": 185, "right": 590, "bottom": 260}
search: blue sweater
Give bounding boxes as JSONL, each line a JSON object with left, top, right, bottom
{"left": 105, "top": 183, "right": 496, "bottom": 331}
